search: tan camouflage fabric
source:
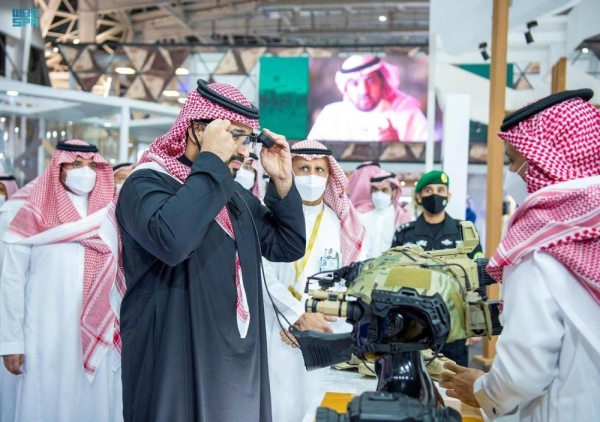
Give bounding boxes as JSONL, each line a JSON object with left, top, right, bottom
{"left": 347, "top": 245, "right": 468, "bottom": 342}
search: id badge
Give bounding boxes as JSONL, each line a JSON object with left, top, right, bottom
{"left": 319, "top": 250, "right": 339, "bottom": 272}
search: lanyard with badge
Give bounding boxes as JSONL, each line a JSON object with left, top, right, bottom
{"left": 290, "top": 204, "right": 328, "bottom": 301}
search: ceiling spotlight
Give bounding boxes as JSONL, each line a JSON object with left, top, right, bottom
{"left": 6, "top": 91, "right": 19, "bottom": 96}
{"left": 115, "top": 67, "right": 136, "bottom": 75}
{"left": 163, "top": 90, "right": 180, "bottom": 97}
{"left": 479, "top": 42, "right": 490, "bottom": 61}
{"left": 44, "top": 50, "right": 51, "bottom": 57}
{"left": 177, "top": 97, "right": 186, "bottom": 104}
{"left": 378, "top": 15, "right": 387, "bottom": 22}
{"left": 524, "top": 21, "right": 537, "bottom": 44}
{"left": 175, "top": 68, "right": 190, "bottom": 75}
{"left": 582, "top": 47, "right": 589, "bottom": 54}
{"left": 73, "top": 39, "right": 80, "bottom": 45}
{"left": 103, "top": 122, "right": 112, "bottom": 128}
{"left": 53, "top": 47, "right": 59, "bottom": 53}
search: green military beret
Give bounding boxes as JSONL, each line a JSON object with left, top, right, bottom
{"left": 414, "top": 170, "right": 449, "bottom": 193}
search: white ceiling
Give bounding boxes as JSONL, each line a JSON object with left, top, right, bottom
{"left": 36, "top": 0, "right": 431, "bottom": 73}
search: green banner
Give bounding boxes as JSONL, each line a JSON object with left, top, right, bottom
{"left": 458, "top": 64, "right": 514, "bottom": 88}
{"left": 259, "top": 57, "right": 309, "bottom": 140}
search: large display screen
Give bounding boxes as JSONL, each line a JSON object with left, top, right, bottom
{"left": 258, "top": 54, "right": 445, "bottom": 162}
{"left": 307, "top": 55, "right": 438, "bottom": 143}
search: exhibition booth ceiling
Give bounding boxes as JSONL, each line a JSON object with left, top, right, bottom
{"left": 38, "top": 0, "right": 430, "bottom": 76}
{"left": 1, "top": 0, "right": 599, "bottom": 165}
{"left": 26, "top": 0, "right": 597, "bottom": 107}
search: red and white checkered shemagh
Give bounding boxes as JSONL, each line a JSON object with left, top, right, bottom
{"left": 347, "top": 162, "right": 382, "bottom": 213}
{"left": 249, "top": 155, "right": 265, "bottom": 201}
{"left": 113, "top": 83, "right": 259, "bottom": 338}
{"left": 370, "top": 170, "right": 412, "bottom": 227}
{"left": 8, "top": 177, "right": 38, "bottom": 201}
{"left": 487, "top": 96, "right": 600, "bottom": 306}
{"left": 113, "top": 163, "right": 135, "bottom": 175}
{"left": 291, "top": 139, "right": 365, "bottom": 265}
{"left": 7, "top": 140, "right": 116, "bottom": 377}
{"left": 138, "top": 84, "right": 259, "bottom": 180}
{"left": 0, "top": 174, "right": 19, "bottom": 199}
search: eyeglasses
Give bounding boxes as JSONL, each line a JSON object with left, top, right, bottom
{"left": 193, "top": 120, "right": 258, "bottom": 149}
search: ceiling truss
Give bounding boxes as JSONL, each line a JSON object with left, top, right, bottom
{"left": 34, "top": 0, "right": 429, "bottom": 72}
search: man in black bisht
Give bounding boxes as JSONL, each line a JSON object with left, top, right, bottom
{"left": 115, "top": 80, "right": 306, "bottom": 422}
{"left": 391, "top": 170, "right": 484, "bottom": 367}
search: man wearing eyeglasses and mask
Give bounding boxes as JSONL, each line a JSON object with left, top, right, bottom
{"left": 391, "top": 170, "right": 483, "bottom": 366}
{"left": 112, "top": 81, "right": 306, "bottom": 422}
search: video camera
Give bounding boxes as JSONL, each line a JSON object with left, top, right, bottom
{"left": 290, "top": 222, "right": 501, "bottom": 421}
{"left": 316, "top": 391, "right": 461, "bottom": 422}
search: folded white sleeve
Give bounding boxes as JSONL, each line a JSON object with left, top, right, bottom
{"left": 0, "top": 243, "right": 32, "bottom": 356}
{"left": 473, "top": 251, "right": 564, "bottom": 419}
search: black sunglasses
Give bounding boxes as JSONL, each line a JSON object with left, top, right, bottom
{"left": 193, "top": 120, "right": 258, "bottom": 149}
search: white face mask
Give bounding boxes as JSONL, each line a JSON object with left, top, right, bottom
{"left": 0, "top": 194, "right": 5, "bottom": 205}
{"left": 115, "top": 183, "right": 123, "bottom": 192}
{"left": 504, "top": 162, "right": 528, "bottom": 206}
{"left": 65, "top": 166, "right": 97, "bottom": 196}
{"left": 235, "top": 167, "right": 255, "bottom": 190}
{"left": 294, "top": 174, "right": 327, "bottom": 202}
{"left": 371, "top": 191, "right": 392, "bottom": 210}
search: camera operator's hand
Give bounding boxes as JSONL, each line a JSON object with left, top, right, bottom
{"left": 259, "top": 129, "right": 293, "bottom": 198}
{"left": 439, "top": 362, "right": 484, "bottom": 408}
{"left": 466, "top": 337, "right": 482, "bottom": 346}
{"left": 3, "top": 354, "right": 24, "bottom": 375}
{"left": 280, "top": 329, "right": 298, "bottom": 348}
{"left": 293, "top": 312, "right": 336, "bottom": 333}
{"left": 278, "top": 311, "right": 339, "bottom": 348}
{"left": 200, "top": 119, "right": 237, "bottom": 163}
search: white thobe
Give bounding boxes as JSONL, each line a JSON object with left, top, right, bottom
{"left": 359, "top": 205, "right": 396, "bottom": 259}
{"left": 0, "top": 197, "right": 26, "bottom": 422}
{"left": 474, "top": 250, "right": 600, "bottom": 422}
{"left": 308, "top": 98, "right": 429, "bottom": 142}
{"left": 0, "top": 192, "right": 123, "bottom": 422}
{"left": 263, "top": 202, "right": 366, "bottom": 422}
